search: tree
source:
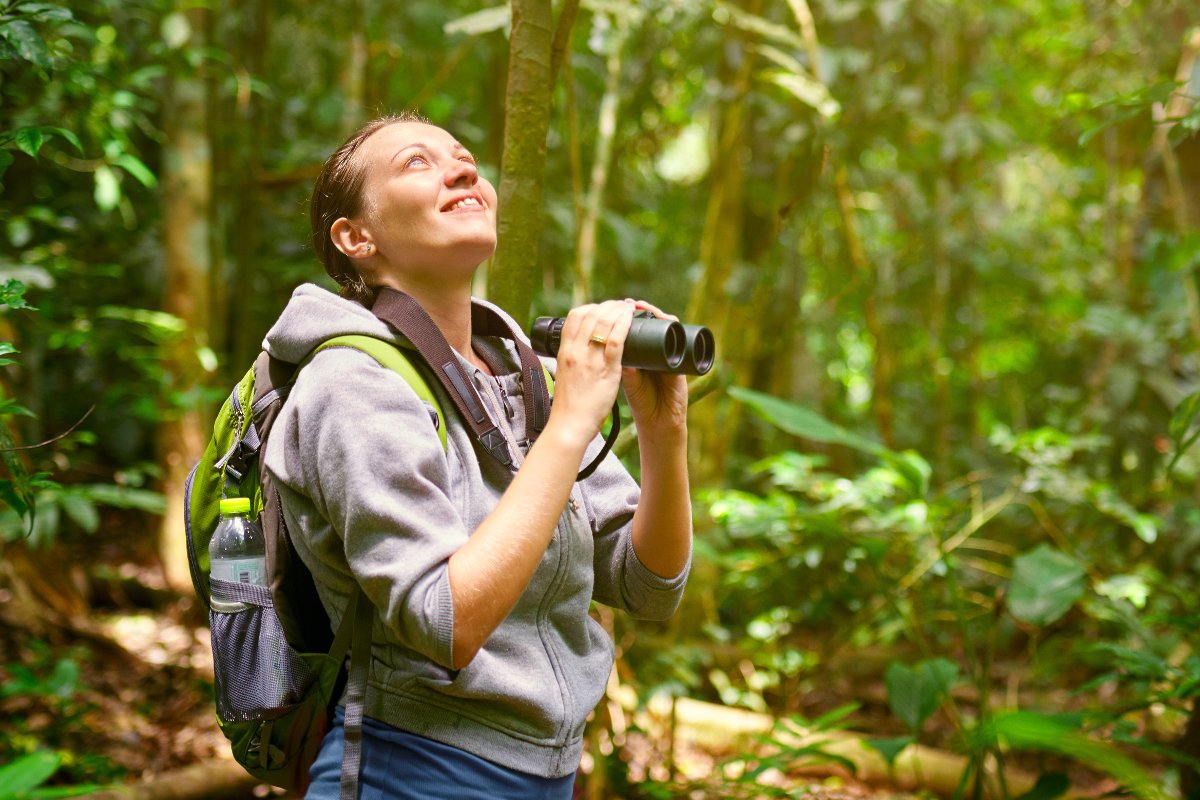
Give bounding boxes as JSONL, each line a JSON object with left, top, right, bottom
{"left": 158, "top": 3, "right": 213, "bottom": 591}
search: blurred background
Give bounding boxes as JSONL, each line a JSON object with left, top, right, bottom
{"left": 2, "top": 1, "right": 1200, "bottom": 798}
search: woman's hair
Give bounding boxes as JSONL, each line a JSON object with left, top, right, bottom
{"left": 310, "top": 111, "right": 431, "bottom": 305}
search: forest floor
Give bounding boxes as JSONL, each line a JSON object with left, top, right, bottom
{"left": 0, "top": 553, "right": 927, "bottom": 800}
{"left": 0, "top": 524, "right": 1147, "bottom": 800}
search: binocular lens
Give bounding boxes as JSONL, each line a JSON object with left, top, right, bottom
{"left": 686, "top": 325, "right": 715, "bottom": 375}
{"left": 530, "top": 313, "right": 714, "bottom": 375}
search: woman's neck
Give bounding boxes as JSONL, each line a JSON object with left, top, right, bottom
{"left": 376, "top": 277, "right": 490, "bottom": 373}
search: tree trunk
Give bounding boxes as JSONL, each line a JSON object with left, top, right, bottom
{"left": 573, "top": 18, "right": 628, "bottom": 305}
{"left": 683, "top": 24, "right": 753, "bottom": 488}
{"left": 487, "top": 0, "right": 556, "bottom": 322}
{"left": 158, "top": 4, "right": 213, "bottom": 593}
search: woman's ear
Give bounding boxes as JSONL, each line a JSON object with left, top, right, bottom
{"left": 330, "top": 217, "right": 376, "bottom": 259}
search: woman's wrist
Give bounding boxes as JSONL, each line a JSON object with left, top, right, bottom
{"left": 540, "top": 414, "right": 600, "bottom": 457}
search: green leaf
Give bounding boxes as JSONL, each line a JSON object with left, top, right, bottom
{"left": 1, "top": 279, "right": 34, "bottom": 309}
{"left": 114, "top": 153, "right": 156, "bottom": 188}
{"left": 444, "top": 6, "right": 510, "bottom": 36}
{"left": 865, "top": 735, "right": 912, "bottom": 767}
{"left": 15, "top": 4, "right": 75, "bottom": 22}
{"left": 1014, "top": 773, "right": 1070, "bottom": 800}
{"left": 763, "top": 69, "right": 841, "bottom": 119}
{"left": 713, "top": 2, "right": 806, "bottom": 51}
{"left": 2, "top": 20, "right": 50, "bottom": 70}
{"left": 1168, "top": 389, "right": 1200, "bottom": 471}
{"left": 93, "top": 165, "right": 120, "bottom": 211}
{"left": 41, "top": 126, "right": 83, "bottom": 155}
{"left": 46, "top": 658, "right": 80, "bottom": 697}
{"left": 59, "top": 493, "right": 99, "bottom": 534}
{"left": 989, "top": 711, "right": 1170, "bottom": 800}
{"left": 0, "top": 149, "right": 13, "bottom": 180}
{"left": 885, "top": 658, "right": 959, "bottom": 732}
{"left": 13, "top": 127, "right": 44, "bottom": 159}
{"left": 0, "top": 751, "right": 61, "bottom": 797}
{"left": 729, "top": 386, "right": 887, "bottom": 457}
{"left": 1008, "top": 545, "right": 1085, "bottom": 626}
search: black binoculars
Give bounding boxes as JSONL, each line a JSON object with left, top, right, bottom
{"left": 530, "top": 312, "right": 715, "bottom": 375}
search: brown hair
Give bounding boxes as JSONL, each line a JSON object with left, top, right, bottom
{"left": 309, "top": 111, "right": 431, "bottom": 305}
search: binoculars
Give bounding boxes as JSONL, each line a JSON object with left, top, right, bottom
{"left": 530, "top": 312, "right": 715, "bottom": 375}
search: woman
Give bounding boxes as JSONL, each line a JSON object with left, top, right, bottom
{"left": 262, "top": 111, "right": 692, "bottom": 799}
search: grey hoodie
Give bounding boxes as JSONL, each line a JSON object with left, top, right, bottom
{"left": 262, "top": 284, "right": 689, "bottom": 779}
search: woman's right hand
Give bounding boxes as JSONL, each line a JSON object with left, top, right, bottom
{"left": 544, "top": 299, "right": 635, "bottom": 449}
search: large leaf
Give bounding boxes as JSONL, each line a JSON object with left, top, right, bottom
{"left": 884, "top": 658, "right": 959, "bottom": 732}
{"left": 2, "top": 20, "right": 51, "bottom": 70}
{"left": 988, "top": 712, "right": 1170, "bottom": 800}
{"left": 1008, "top": 545, "right": 1085, "bottom": 626}
{"left": 730, "top": 386, "right": 930, "bottom": 495}
{"left": 0, "top": 751, "right": 60, "bottom": 798}
{"left": 729, "top": 386, "right": 885, "bottom": 456}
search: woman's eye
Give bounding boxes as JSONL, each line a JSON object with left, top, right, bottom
{"left": 403, "top": 154, "right": 428, "bottom": 168}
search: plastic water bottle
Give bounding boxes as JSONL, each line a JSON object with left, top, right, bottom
{"left": 208, "top": 497, "right": 266, "bottom": 613}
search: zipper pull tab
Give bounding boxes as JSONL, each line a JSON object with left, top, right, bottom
{"left": 495, "top": 378, "right": 515, "bottom": 419}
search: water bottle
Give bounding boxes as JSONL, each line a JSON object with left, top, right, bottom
{"left": 208, "top": 497, "right": 266, "bottom": 613}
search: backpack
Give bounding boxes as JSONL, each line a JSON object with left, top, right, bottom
{"left": 184, "top": 333, "right": 446, "bottom": 798}
{"left": 184, "top": 288, "right": 564, "bottom": 799}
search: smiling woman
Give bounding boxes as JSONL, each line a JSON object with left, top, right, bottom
{"left": 262, "top": 113, "right": 695, "bottom": 800}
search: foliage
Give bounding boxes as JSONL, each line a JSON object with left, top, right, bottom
{"left": 3, "top": 0, "right": 1200, "bottom": 795}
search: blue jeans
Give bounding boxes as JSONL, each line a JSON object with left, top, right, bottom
{"left": 305, "top": 706, "right": 577, "bottom": 800}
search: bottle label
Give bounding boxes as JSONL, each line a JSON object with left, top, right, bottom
{"left": 210, "top": 558, "right": 266, "bottom": 587}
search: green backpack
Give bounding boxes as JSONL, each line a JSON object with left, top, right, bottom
{"left": 184, "top": 333, "right": 445, "bottom": 798}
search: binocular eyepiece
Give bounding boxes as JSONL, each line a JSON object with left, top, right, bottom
{"left": 530, "top": 312, "right": 715, "bottom": 375}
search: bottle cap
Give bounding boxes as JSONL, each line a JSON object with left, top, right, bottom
{"left": 219, "top": 497, "right": 252, "bottom": 515}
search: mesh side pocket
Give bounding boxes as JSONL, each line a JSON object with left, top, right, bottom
{"left": 209, "top": 578, "right": 317, "bottom": 723}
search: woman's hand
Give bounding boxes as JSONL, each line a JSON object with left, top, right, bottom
{"left": 546, "top": 299, "right": 637, "bottom": 449}
{"left": 621, "top": 300, "right": 689, "bottom": 439}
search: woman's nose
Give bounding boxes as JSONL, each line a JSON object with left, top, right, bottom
{"left": 444, "top": 158, "right": 478, "bottom": 187}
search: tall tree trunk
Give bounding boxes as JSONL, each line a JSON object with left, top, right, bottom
{"left": 158, "top": 5, "right": 213, "bottom": 592}
{"left": 684, "top": 16, "right": 754, "bottom": 487}
{"left": 573, "top": 18, "right": 628, "bottom": 305}
{"left": 340, "top": 0, "right": 368, "bottom": 135}
{"left": 488, "top": 0, "right": 556, "bottom": 321}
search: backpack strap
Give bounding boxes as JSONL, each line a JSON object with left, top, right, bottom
{"left": 308, "top": 335, "right": 448, "bottom": 452}
{"left": 371, "top": 288, "right": 552, "bottom": 469}
{"left": 338, "top": 586, "right": 373, "bottom": 800}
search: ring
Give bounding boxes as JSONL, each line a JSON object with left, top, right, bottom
{"left": 589, "top": 335, "right": 608, "bottom": 346}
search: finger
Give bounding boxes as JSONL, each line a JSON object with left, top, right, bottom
{"left": 625, "top": 298, "right": 679, "bottom": 322}
{"left": 587, "top": 300, "right": 635, "bottom": 354}
{"left": 560, "top": 303, "right": 601, "bottom": 350}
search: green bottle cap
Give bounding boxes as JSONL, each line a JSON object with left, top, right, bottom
{"left": 219, "top": 497, "right": 252, "bottom": 515}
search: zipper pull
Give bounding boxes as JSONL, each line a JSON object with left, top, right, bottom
{"left": 494, "top": 378, "right": 515, "bottom": 419}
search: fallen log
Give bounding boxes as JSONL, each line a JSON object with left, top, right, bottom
{"left": 80, "top": 760, "right": 259, "bottom": 800}
{"left": 638, "top": 695, "right": 1109, "bottom": 799}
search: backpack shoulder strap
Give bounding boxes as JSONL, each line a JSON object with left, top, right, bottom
{"left": 371, "top": 288, "right": 520, "bottom": 468}
{"left": 306, "top": 334, "right": 448, "bottom": 452}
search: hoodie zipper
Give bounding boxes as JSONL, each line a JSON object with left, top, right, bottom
{"left": 493, "top": 376, "right": 515, "bottom": 419}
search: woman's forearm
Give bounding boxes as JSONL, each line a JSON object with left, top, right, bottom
{"left": 445, "top": 419, "right": 590, "bottom": 669}
{"left": 630, "top": 426, "right": 692, "bottom": 579}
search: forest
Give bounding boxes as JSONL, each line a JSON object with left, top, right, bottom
{"left": 2, "top": 0, "right": 1200, "bottom": 798}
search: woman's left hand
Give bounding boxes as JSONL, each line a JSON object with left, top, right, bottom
{"left": 621, "top": 300, "right": 689, "bottom": 438}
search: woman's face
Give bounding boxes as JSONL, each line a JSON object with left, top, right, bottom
{"left": 352, "top": 121, "right": 499, "bottom": 283}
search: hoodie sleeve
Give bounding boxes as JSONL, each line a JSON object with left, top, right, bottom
{"left": 580, "top": 441, "right": 690, "bottom": 621}
{"left": 268, "top": 347, "right": 461, "bottom": 669}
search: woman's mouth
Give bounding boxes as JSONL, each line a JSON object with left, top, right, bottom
{"left": 443, "top": 196, "right": 485, "bottom": 212}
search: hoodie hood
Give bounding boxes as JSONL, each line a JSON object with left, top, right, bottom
{"left": 263, "top": 283, "right": 536, "bottom": 366}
